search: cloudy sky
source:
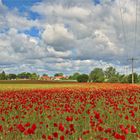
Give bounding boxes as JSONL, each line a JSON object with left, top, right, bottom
{"left": 0, "top": 0, "right": 140, "bottom": 75}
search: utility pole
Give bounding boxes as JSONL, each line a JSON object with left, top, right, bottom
{"left": 128, "top": 58, "right": 138, "bottom": 84}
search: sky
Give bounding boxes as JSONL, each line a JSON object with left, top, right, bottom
{"left": 0, "top": 0, "right": 140, "bottom": 75}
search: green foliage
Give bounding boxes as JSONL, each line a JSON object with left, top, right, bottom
{"left": 89, "top": 68, "right": 104, "bottom": 82}
{"left": 69, "top": 72, "right": 80, "bottom": 80}
{"left": 43, "top": 74, "right": 48, "bottom": 76}
{"left": 105, "top": 67, "right": 116, "bottom": 79}
{"left": 1, "top": 67, "right": 140, "bottom": 84}
{"left": 138, "top": 75, "right": 140, "bottom": 83}
{"left": 54, "top": 73, "right": 63, "bottom": 76}
{"left": 128, "top": 73, "right": 139, "bottom": 83}
{"left": 119, "top": 75, "right": 128, "bottom": 83}
{"left": 77, "top": 74, "right": 89, "bottom": 82}
{"left": 30, "top": 73, "right": 39, "bottom": 80}
{"left": 0, "top": 71, "right": 7, "bottom": 80}
{"left": 16, "top": 72, "right": 39, "bottom": 80}
{"left": 8, "top": 74, "right": 17, "bottom": 80}
{"left": 17, "top": 72, "right": 29, "bottom": 79}
{"left": 104, "top": 66, "right": 118, "bottom": 82}
{"left": 108, "top": 76, "right": 119, "bottom": 83}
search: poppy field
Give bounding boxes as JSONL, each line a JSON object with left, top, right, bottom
{"left": 0, "top": 83, "right": 140, "bottom": 140}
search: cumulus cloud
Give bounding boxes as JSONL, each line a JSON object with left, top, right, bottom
{"left": 42, "top": 24, "right": 75, "bottom": 51}
{"left": 32, "top": 4, "right": 91, "bottom": 20}
{"left": 0, "top": 0, "right": 140, "bottom": 74}
{"left": 0, "top": 0, "right": 39, "bottom": 31}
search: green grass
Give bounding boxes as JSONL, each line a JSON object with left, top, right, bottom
{"left": 1, "top": 80, "right": 136, "bottom": 91}
{"left": 0, "top": 80, "right": 79, "bottom": 90}
{"left": 0, "top": 80, "right": 102, "bottom": 91}
{"left": 0, "top": 84, "right": 79, "bottom": 90}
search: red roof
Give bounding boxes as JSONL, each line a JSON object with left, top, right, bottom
{"left": 54, "top": 76, "right": 64, "bottom": 79}
{"left": 41, "top": 76, "right": 51, "bottom": 80}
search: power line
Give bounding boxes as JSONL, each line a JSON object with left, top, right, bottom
{"left": 118, "top": 0, "right": 127, "bottom": 51}
{"left": 118, "top": 0, "right": 139, "bottom": 83}
{"left": 128, "top": 0, "right": 139, "bottom": 84}
{"left": 134, "top": 0, "right": 139, "bottom": 55}
{"left": 118, "top": 0, "right": 130, "bottom": 61}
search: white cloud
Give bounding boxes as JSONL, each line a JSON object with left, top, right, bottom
{"left": 32, "top": 4, "right": 91, "bottom": 20}
{"left": 1, "top": 0, "right": 140, "bottom": 74}
{"left": 0, "top": 0, "right": 39, "bottom": 31}
{"left": 47, "top": 47, "right": 72, "bottom": 58}
{"left": 42, "top": 24, "right": 75, "bottom": 51}
{"left": 5, "top": 12, "right": 39, "bottom": 30}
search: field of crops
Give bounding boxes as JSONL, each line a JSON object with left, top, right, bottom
{"left": 0, "top": 83, "right": 140, "bottom": 140}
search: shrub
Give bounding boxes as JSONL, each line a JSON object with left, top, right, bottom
{"left": 77, "top": 74, "right": 89, "bottom": 82}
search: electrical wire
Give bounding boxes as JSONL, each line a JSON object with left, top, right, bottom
{"left": 134, "top": 0, "right": 139, "bottom": 57}
{"left": 118, "top": 0, "right": 129, "bottom": 60}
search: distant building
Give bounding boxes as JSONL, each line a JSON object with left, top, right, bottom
{"left": 53, "top": 76, "right": 65, "bottom": 80}
{"left": 41, "top": 76, "right": 51, "bottom": 81}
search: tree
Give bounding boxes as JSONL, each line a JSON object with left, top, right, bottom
{"left": 69, "top": 72, "right": 80, "bottom": 80}
{"left": 17, "top": 72, "right": 31, "bottom": 79}
{"left": 89, "top": 68, "right": 104, "bottom": 82}
{"left": 8, "top": 74, "right": 17, "bottom": 80}
{"left": 128, "top": 73, "right": 138, "bottom": 83}
{"left": 26, "top": 72, "right": 32, "bottom": 79}
{"left": 77, "top": 74, "right": 89, "bottom": 82}
{"left": 119, "top": 75, "right": 128, "bottom": 83}
{"left": 17, "top": 72, "right": 26, "bottom": 79}
{"left": 138, "top": 75, "right": 140, "bottom": 83}
{"left": 104, "top": 66, "right": 116, "bottom": 79}
{"left": 0, "top": 71, "right": 7, "bottom": 80}
{"left": 30, "top": 73, "right": 39, "bottom": 80}
{"left": 108, "top": 76, "right": 119, "bottom": 83}
{"left": 104, "top": 66, "right": 121, "bottom": 83}
{"left": 43, "top": 74, "right": 48, "bottom": 76}
{"left": 54, "top": 73, "right": 63, "bottom": 76}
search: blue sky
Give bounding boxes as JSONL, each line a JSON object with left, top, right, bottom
{"left": 2, "top": 0, "right": 41, "bottom": 37}
{"left": 2, "top": 0, "right": 101, "bottom": 38}
{"left": 0, "top": 0, "right": 139, "bottom": 75}
{"left": 2, "top": 0, "right": 41, "bottom": 10}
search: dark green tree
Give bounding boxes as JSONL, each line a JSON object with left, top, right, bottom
{"left": 54, "top": 73, "right": 63, "bottom": 76}
{"left": 8, "top": 74, "right": 17, "bottom": 80}
{"left": 69, "top": 72, "right": 80, "bottom": 80}
{"left": 128, "top": 73, "right": 138, "bottom": 83}
{"left": 89, "top": 68, "right": 104, "bottom": 82}
{"left": 77, "top": 74, "right": 89, "bottom": 82}
{"left": 17, "top": 72, "right": 31, "bottom": 79}
{"left": 43, "top": 74, "right": 48, "bottom": 76}
{"left": 104, "top": 66, "right": 116, "bottom": 79}
{"left": 108, "top": 76, "right": 119, "bottom": 83}
{"left": 30, "top": 73, "right": 39, "bottom": 80}
{"left": 138, "top": 75, "right": 140, "bottom": 83}
{"left": 0, "top": 71, "right": 7, "bottom": 80}
{"left": 26, "top": 72, "right": 32, "bottom": 79}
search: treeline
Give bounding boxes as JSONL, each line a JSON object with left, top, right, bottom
{"left": 0, "top": 71, "right": 39, "bottom": 80}
{"left": 69, "top": 67, "right": 140, "bottom": 83}
{"left": 0, "top": 66, "right": 140, "bottom": 83}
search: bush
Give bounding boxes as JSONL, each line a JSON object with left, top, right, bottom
{"left": 108, "top": 76, "right": 119, "bottom": 83}
{"left": 77, "top": 74, "right": 89, "bottom": 82}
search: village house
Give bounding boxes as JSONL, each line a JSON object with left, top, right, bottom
{"left": 53, "top": 75, "right": 66, "bottom": 80}
{"left": 40, "top": 75, "right": 51, "bottom": 81}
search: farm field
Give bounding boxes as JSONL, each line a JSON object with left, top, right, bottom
{"left": 0, "top": 83, "right": 140, "bottom": 140}
{"left": 0, "top": 81, "right": 112, "bottom": 91}
{"left": 0, "top": 80, "right": 78, "bottom": 91}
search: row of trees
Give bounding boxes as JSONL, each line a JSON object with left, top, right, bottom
{"left": 0, "top": 71, "right": 39, "bottom": 80}
{"left": 70, "top": 67, "right": 140, "bottom": 83}
{"left": 0, "top": 66, "right": 140, "bottom": 83}
{"left": 0, "top": 71, "right": 66, "bottom": 80}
